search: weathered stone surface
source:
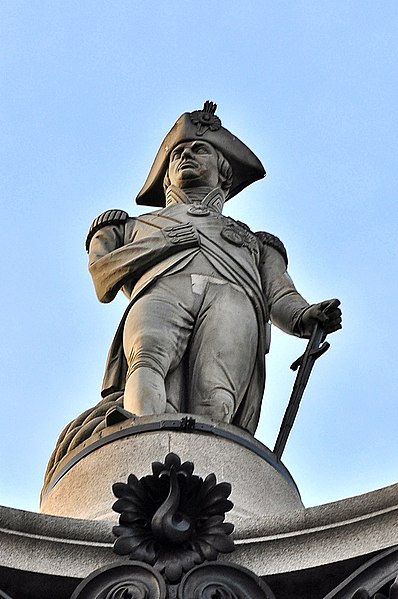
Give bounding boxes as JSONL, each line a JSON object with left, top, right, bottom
{"left": 0, "top": 505, "right": 113, "bottom": 579}
{"left": 3, "top": 482, "right": 398, "bottom": 590}
{"left": 231, "top": 482, "right": 398, "bottom": 576}
{"left": 40, "top": 415, "right": 303, "bottom": 521}
{"left": 85, "top": 101, "right": 342, "bottom": 440}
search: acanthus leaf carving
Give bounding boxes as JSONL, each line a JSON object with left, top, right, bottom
{"left": 112, "top": 453, "right": 235, "bottom": 583}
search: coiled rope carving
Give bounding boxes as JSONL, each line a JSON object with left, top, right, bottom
{"left": 42, "top": 392, "right": 124, "bottom": 493}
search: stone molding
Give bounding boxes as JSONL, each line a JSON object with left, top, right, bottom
{"left": 233, "top": 482, "right": 398, "bottom": 575}
{"left": 40, "top": 417, "right": 304, "bottom": 521}
{"left": 2, "top": 482, "right": 398, "bottom": 580}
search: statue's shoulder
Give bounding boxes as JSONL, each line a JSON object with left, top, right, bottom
{"left": 86, "top": 209, "right": 130, "bottom": 251}
{"left": 255, "top": 231, "right": 288, "bottom": 267}
{"left": 235, "top": 219, "right": 253, "bottom": 232}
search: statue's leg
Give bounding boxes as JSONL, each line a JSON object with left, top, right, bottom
{"left": 187, "top": 281, "right": 258, "bottom": 423}
{"left": 123, "top": 276, "right": 194, "bottom": 416}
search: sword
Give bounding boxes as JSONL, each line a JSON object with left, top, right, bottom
{"left": 273, "top": 322, "right": 330, "bottom": 461}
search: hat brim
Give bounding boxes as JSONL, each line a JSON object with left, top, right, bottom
{"left": 136, "top": 112, "right": 265, "bottom": 207}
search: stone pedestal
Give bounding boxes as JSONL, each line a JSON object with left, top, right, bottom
{"left": 40, "top": 414, "right": 303, "bottom": 521}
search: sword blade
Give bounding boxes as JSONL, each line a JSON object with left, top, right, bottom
{"left": 273, "top": 323, "right": 330, "bottom": 460}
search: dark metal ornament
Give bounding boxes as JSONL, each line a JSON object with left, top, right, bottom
{"left": 178, "top": 562, "right": 277, "bottom": 599}
{"left": 70, "top": 562, "right": 167, "bottom": 599}
{"left": 112, "top": 453, "right": 235, "bottom": 583}
{"left": 323, "top": 547, "right": 398, "bottom": 598}
{"left": 351, "top": 578, "right": 398, "bottom": 599}
{"left": 72, "top": 454, "right": 285, "bottom": 599}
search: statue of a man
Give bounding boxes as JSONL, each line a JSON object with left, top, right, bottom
{"left": 86, "top": 102, "right": 341, "bottom": 435}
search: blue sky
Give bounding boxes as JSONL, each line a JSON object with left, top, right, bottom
{"left": 1, "top": 0, "right": 398, "bottom": 512}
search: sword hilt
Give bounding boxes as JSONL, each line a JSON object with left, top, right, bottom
{"left": 290, "top": 340, "right": 330, "bottom": 372}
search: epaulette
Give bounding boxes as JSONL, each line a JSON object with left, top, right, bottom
{"left": 85, "top": 209, "right": 129, "bottom": 252}
{"left": 236, "top": 219, "right": 252, "bottom": 232}
{"left": 255, "top": 231, "right": 288, "bottom": 267}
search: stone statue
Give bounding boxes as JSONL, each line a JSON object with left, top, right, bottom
{"left": 86, "top": 102, "right": 341, "bottom": 435}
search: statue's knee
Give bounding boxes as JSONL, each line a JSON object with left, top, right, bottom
{"left": 126, "top": 350, "right": 166, "bottom": 381}
{"left": 195, "top": 390, "right": 235, "bottom": 423}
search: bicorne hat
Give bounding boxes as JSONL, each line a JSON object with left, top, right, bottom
{"left": 136, "top": 101, "right": 266, "bottom": 207}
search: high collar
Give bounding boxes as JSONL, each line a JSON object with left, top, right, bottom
{"left": 165, "top": 185, "right": 225, "bottom": 213}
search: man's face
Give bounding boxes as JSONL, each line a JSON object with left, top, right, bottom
{"left": 168, "top": 140, "right": 219, "bottom": 189}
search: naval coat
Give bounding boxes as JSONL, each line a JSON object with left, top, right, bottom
{"left": 87, "top": 195, "right": 310, "bottom": 434}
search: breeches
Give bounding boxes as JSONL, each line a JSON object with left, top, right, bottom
{"left": 123, "top": 273, "right": 258, "bottom": 420}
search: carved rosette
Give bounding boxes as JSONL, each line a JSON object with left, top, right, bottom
{"left": 189, "top": 100, "right": 221, "bottom": 135}
{"left": 112, "top": 453, "right": 235, "bottom": 583}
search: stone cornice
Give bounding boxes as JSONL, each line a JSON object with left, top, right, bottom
{"left": 1, "top": 482, "right": 398, "bottom": 579}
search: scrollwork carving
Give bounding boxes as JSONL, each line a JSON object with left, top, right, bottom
{"left": 177, "top": 562, "right": 276, "bottom": 599}
{"left": 351, "top": 577, "right": 398, "bottom": 599}
{"left": 191, "top": 582, "right": 239, "bottom": 599}
{"left": 105, "top": 581, "right": 148, "bottom": 599}
{"left": 70, "top": 562, "right": 167, "bottom": 599}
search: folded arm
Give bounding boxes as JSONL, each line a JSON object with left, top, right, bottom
{"left": 87, "top": 218, "right": 199, "bottom": 303}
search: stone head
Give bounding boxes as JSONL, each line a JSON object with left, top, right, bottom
{"left": 136, "top": 101, "right": 265, "bottom": 207}
{"left": 164, "top": 140, "right": 233, "bottom": 195}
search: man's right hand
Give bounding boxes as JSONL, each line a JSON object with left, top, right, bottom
{"left": 162, "top": 222, "right": 200, "bottom": 247}
{"left": 301, "top": 298, "right": 342, "bottom": 336}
